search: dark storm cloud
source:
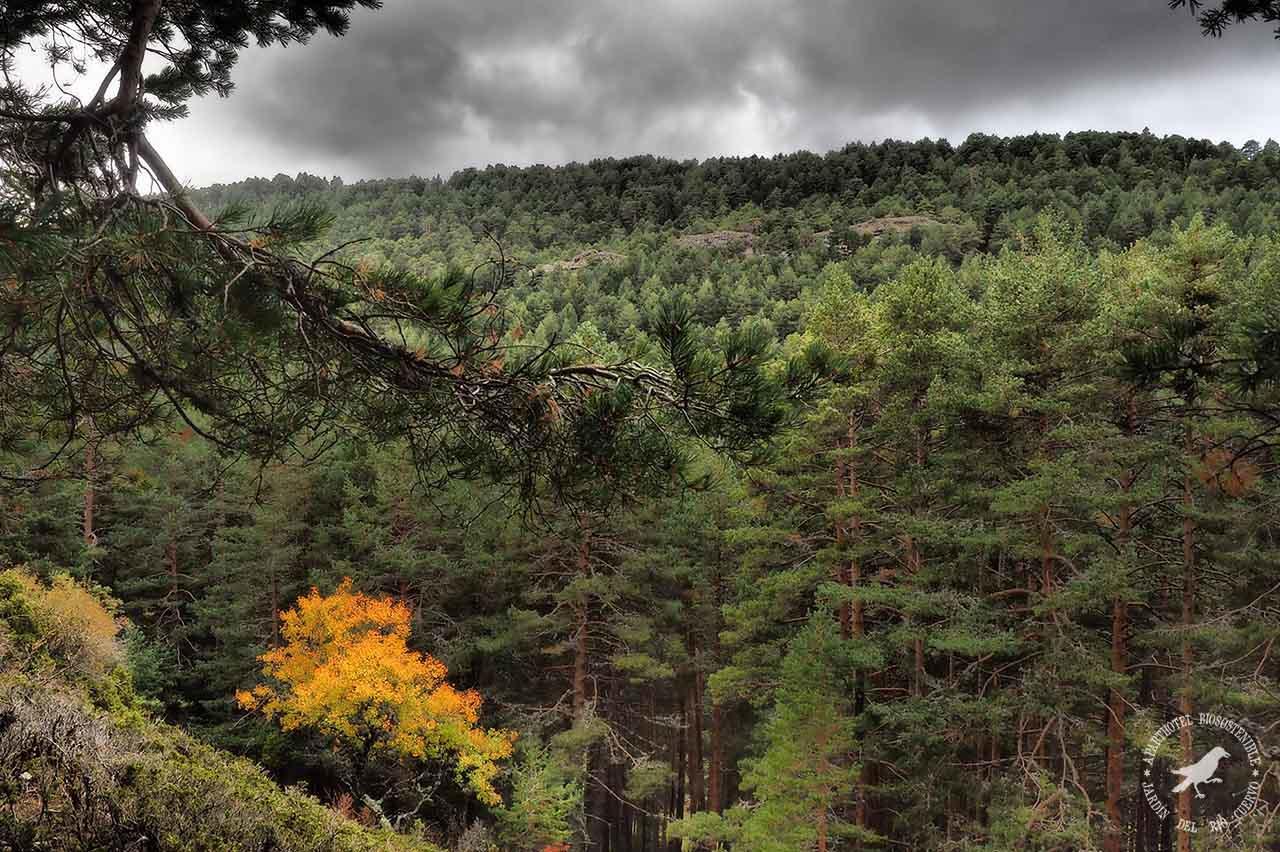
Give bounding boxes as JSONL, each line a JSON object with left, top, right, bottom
{"left": 182, "top": 0, "right": 1280, "bottom": 181}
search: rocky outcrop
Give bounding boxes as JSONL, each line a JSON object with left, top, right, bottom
{"left": 535, "top": 249, "right": 627, "bottom": 274}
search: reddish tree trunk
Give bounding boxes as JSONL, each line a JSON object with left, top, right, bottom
{"left": 162, "top": 537, "right": 183, "bottom": 663}
{"left": 708, "top": 702, "right": 724, "bottom": 813}
{"left": 668, "top": 702, "right": 685, "bottom": 852}
{"left": 574, "top": 605, "right": 589, "bottom": 720}
{"left": 166, "top": 539, "right": 178, "bottom": 595}
{"left": 905, "top": 531, "right": 926, "bottom": 698}
{"left": 575, "top": 533, "right": 592, "bottom": 721}
{"left": 849, "top": 429, "right": 870, "bottom": 839}
{"left": 1104, "top": 401, "right": 1137, "bottom": 852}
{"left": 909, "top": 423, "right": 928, "bottom": 698}
{"left": 685, "top": 633, "right": 706, "bottom": 813}
{"left": 836, "top": 428, "right": 852, "bottom": 638}
{"left": 1104, "top": 595, "right": 1128, "bottom": 852}
{"left": 1177, "top": 429, "right": 1196, "bottom": 852}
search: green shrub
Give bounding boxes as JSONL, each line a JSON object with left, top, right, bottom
{"left": 494, "top": 741, "right": 581, "bottom": 851}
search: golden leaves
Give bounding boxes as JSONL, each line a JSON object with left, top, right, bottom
{"left": 2, "top": 569, "right": 123, "bottom": 677}
{"left": 238, "top": 578, "right": 514, "bottom": 805}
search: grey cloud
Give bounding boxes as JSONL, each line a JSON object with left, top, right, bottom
{"left": 172, "top": 0, "right": 1280, "bottom": 182}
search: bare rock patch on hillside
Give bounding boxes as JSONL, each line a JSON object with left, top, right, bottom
{"left": 852, "top": 215, "right": 940, "bottom": 237}
{"left": 674, "top": 230, "right": 755, "bottom": 255}
{"left": 535, "top": 249, "right": 627, "bottom": 274}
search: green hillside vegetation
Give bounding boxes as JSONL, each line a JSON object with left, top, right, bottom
{"left": 189, "top": 131, "right": 1280, "bottom": 347}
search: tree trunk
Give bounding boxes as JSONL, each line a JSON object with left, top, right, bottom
{"left": 844, "top": 421, "right": 867, "bottom": 701}
{"left": 836, "top": 426, "right": 852, "bottom": 639}
{"left": 608, "top": 761, "right": 626, "bottom": 852}
{"left": 163, "top": 537, "right": 183, "bottom": 664}
{"left": 708, "top": 702, "right": 723, "bottom": 814}
{"left": 846, "top": 424, "right": 870, "bottom": 844}
{"left": 685, "top": 635, "right": 706, "bottom": 814}
{"left": 1176, "top": 428, "right": 1196, "bottom": 852}
{"left": 167, "top": 539, "right": 178, "bottom": 598}
{"left": 1104, "top": 594, "right": 1128, "bottom": 852}
{"left": 574, "top": 605, "right": 589, "bottom": 719}
{"left": 909, "top": 422, "right": 927, "bottom": 698}
{"left": 586, "top": 746, "right": 609, "bottom": 852}
{"left": 685, "top": 688, "right": 705, "bottom": 814}
{"left": 574, "top": 533, "right": 592, "bottom": 722}
{"left": 1105, "top": 401, "right": 1136, "bottom": 852}
{"left": 668, "top": 702, "right": 685, "bottom": 852}
{"left": 906, "top": 530, "right": 925, "bottom": 698}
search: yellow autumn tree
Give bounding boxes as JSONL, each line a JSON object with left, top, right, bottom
{"left": 237, "top": 579, "right": 514, "bottom": 806}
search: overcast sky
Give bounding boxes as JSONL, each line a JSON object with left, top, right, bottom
{"left": 61, "top": 0, "right": 1280, "bottom": 185}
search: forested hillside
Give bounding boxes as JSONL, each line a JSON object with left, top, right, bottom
{"left": 189, "top": 131, "right": 1280, "bottom": 347}
{"left": 5, "top": 129, "right": 1280, "bottom": 850}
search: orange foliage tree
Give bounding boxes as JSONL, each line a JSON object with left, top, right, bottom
{"left": 238, "top": 579, "right": 514, "bottom": 807}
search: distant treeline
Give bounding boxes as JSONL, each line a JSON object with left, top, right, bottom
{"left": 194, "top": 131, "right": 1280, "bottom": 248}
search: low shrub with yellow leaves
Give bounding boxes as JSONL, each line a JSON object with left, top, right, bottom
{"left": 0, "top": 567, "right": 123, "bottom": 679}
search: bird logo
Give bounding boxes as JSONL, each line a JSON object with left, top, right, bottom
{"left": 1143, "top": 714, "right": 1263, "bottom": 832}
{"left": 1171, "top": 745, "right": 1230, "bottom": 799}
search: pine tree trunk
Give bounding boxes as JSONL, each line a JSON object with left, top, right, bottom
{"left": 668, "top": 702, "right": 685, "bottom": 852}
{"left": 685, "top": 643, "right": 706, "bottom": 813}
{"left": 708, "top": 702, "right": 723, "bottom": 814}
{"left": 845, "top": 420, "right": 866, "bottom": 656}
{"left": 1176, "top": 428, "right": 1196, "bottom": 852}
{"left": 164, "top": 537, "right": 183, "bottom": 664}
{"left": 848, "top": 426, "right": 870, "bottom": 843}
{"left": 708, "top": 502, "right": 728, "bottom": 817}
{"left": 853, "top": 544, "right": 866, "bottom": 717}
{"left": 1105, "top": 401, "right": 1136, "bottom": 852}
{"left": 167, "top": 539, "right": 178, "bottom": 598}
{"left": 1035, "top": 411, "right": 1059, "bottom": 779}
{"left": 574, "top": 603, "right": 589, "bottom": 721}
{"left": 610, "top": 761, "right": 627, "bottom": 852}
{"left": 906, "top": 530, "right": 925, "bottom": 697}
{"left": 1105, "top": 595, "right": 1128, "bottom": 852}
{"left": 587, "top": 748, "right": 609, "bottom": 852}
{"left": 572, "top": 530, "right": 604, "bottom": 849}
{"left": 836, "top": 425, "right": 853, "bottom": 639}
{"left": 575, "top": 532, "right": 592, "bottom": 722}
{"left": 909, "top": 422, "right": 927, "bottom": 698}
